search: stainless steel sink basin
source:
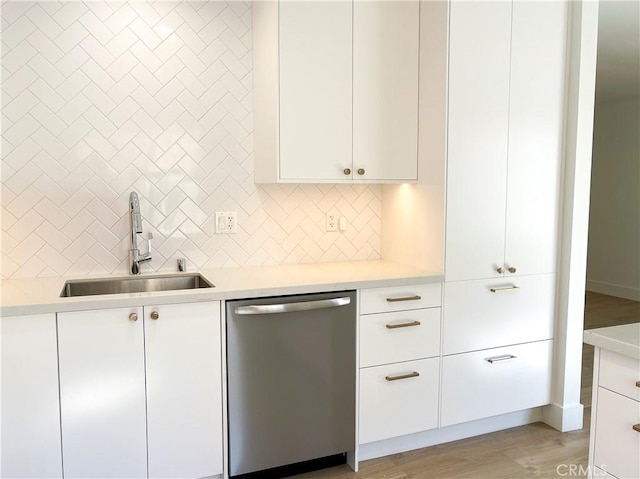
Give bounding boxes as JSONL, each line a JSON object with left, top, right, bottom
{"left": 60, "top": 274, "right": 214, "bottom": 297}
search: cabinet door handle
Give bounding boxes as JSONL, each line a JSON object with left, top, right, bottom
{"left": 496, "top": 267, "right": 504, "bottom": 274}
{"left": 357, "top": 168, "right": 365, "bottom": 175}
{"left": 129, "top": 313, "right": 138, "bottom": 322}
{"left": 150, "top": 311, "right": 159, "bottom": 320}
{"left": 385, "top": 371, "right": 420, "bottom": 381}
{"left": 386, "top": 320, "right": 421, "bottom": 329}
{"left": 343, "top": 168, "right": 351, "bottom": 175}
{"left": 633, "top": 424, "right": 640, "bottom": 433}
{"left": 386, "top": 295, "right": 422, "bottom": 303}
{"left": 636, "top": 381, "right": 640, "bottom": 388}
{"left": 508, "top": 266, "right": 517, "bottom": 274}
{"left": 485, "top": 354, "right": 517, "bottom": 364}
{"left": 490, "top": 286, "right": 520, "bottom": 293}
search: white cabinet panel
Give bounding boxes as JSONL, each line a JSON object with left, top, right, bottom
{"left": 58, "top": 307, "right": 147, "bottom": 479}
{"left": 360, "top": 308, "right": 440, "bottom": 368}
{"left": 360, "top": 283, "right": 441, "bottom": 314}
{"left": 360, "top": 358, "right": 439, "bottom": 444}
{"left": 441, "top": 340, "right": 553, "bottom": 427}
{"left": 594, "top": 388, "right": 640, "bottom": 479}
{"left": 146, "top": 302, "right": 223, "bottom": 479}
{"left": 504, "top": 0, "right": 567, "bottom": 276}
{"left": 1, "top": 314, "right": 62, "bottom": 479}
{"left": 443, "top": 274, "right": 556, "bottom": 355}
{"left": 279, "top": 0, "right": 352, "bottom": 180}
{"left": 445, "top": 0, "right": 511, "bottom": 282}
{"left": 353, "top": 0, "right": 419, "bottom": 181}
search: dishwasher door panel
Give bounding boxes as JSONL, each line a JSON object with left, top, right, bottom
{"left": 226, "top": 291, "right": 356, "bottom": 477}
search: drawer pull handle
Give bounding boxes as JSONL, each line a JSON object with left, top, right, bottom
{"left": 490, "top": 286, "right": 520, "bottom": 293}
{"left": 386, "top": 320, "right": 421, "bottom": 329}
{"left": 486, "top": 354, "right": 517, "bottom": 364}
{"left": 385, "top": 371, "right": 420, "bottom": 381}
{"left": 386, "top": 295, "right": 422, "bottom": 303}
{"left": 636, "top": 381, "right": 640, "bottom": 388}
{"left": 634, "top": 424, "right": 640, "bottom": 433}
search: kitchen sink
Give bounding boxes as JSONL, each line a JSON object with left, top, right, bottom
{"left": 60, "top": 273, "right": 214, "bottom": 297}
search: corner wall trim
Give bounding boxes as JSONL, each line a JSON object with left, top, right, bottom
{"left": 542, "top": 402, "right": 585, "bottom": 432}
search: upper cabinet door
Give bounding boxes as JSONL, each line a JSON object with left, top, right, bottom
{"left": 353, "top": 0, "right": 419, "bottom": 181}
{"left": 504, "top": 0, "right": 568, "bottom": 277}
{"left": 279, "top": 0, "right": 353, "bottom": 181}
{"left": 445, "top": 1, "right": 512, "bottom": 281}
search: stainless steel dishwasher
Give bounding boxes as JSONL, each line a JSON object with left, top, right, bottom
{"left": 226, "top": 291, "right": 356, "bottom": 478}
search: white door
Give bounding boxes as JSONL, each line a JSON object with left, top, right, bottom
{"left": 1, "top": 314, "right": 62, "bottom": 478}
{"left": 504, "top": 0, "right": 568, "bottom": 277}
{"left": 445, "top": 0, "right": 512, "bottom": 281}
{"left": 145, "top": 302, "right": 223, "bottom": 479}
{"left": 279, "top": 0, "right": 352, "bottom": 181}
{"left": 58, "top": 308, "right": 147, "bottom": 479}
{"left": 353, "top": 0, "right": 419, "bottom": 181}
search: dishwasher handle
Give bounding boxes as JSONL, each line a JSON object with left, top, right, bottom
{"left": 234, "top": 297, "right": 351, "bottom": 315}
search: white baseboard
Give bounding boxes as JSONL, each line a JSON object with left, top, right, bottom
{"left": 358, "top": 408, "right": 542, "bottom": 462}
{"left": 542, "top": 402, "right": 585, "bottom": 432}
{"left": 586, "top": 280, "right": 640, "bottom": 301}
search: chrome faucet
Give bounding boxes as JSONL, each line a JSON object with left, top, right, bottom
{"left": 129, "top": 191, "right": 152, "bottom": 275}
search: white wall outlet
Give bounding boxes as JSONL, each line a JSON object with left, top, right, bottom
{"left": 326, "top": 213, "right": 338, "bottom": 232}
{"left": 215, "top": 211, "right": 238, "bottom": 234}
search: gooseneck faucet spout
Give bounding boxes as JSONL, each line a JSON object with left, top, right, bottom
{"left": 129, "top": 191, "right": 152, "bottom": 275}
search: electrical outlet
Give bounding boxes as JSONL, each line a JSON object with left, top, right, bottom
{"left": 326, "top": 213, "right": 338, "bottom": 232}
{"left": 215, "top": 212, "right": 238, "bottom": 234}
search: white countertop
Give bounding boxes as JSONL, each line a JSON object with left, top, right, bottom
{"left": 583, "top": 322, "right": 640, "bottom": 360}
{"left": 0, "top": 260, "right": 442, "bottom": 317}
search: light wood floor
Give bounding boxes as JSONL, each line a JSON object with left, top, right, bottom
{"left": 293, "top": 292, "right": 639, "bottom": 479}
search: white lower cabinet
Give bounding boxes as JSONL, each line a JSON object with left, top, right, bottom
{"left": 441, "top": 340, "right": 553, "bottom": 427}
{"left": 1, "top": 314, "right": 63, "bottom": 479}
{"left": 58, "top": 301, "right": 222, "bottom": 479}
{"left": 442, "top": 274, "right": 556, "bottom": 355}
{"left": 589, "top": 348, "right": 640, "bottom": 479}
{"left": 359, "top": 284, "right": 441, "bottom": 445}
{"left": 593, "top": 388, "right": 640, "bottom": 479}
{"left": 359, "top": 358, "right": 439, "bottom": 444}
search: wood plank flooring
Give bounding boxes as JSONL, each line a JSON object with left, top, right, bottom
{"left": 293, "top": 292, "right": 639, "bottom": 479}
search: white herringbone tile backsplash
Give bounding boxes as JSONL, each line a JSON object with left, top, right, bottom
{"left": 0, "top": 1, "right": 382, "bottom": 279}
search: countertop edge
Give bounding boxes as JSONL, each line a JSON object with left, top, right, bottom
{"left": 583, "top": 323, "right": 640, "bottom": 360}
{"left": 1, "top": 261, "right": 443, "bottom": 317}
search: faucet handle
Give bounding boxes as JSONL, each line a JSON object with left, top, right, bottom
{"left": 147, "top": 232, "right": 153, "bottom": 255}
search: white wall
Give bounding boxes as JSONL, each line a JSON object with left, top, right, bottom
{"left": 586, "top": 96, "right": 640, "bottom": 300}
{"left": 0, "top": 1, "right": 382, "bottom": 279}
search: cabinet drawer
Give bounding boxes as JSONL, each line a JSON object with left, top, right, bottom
{"left": 360, "top": 308, "right": 440, "bottom": 367}
{"left": 594, "top": 388, "right": 640, "bottom": 479}
{"left": 441, "top": 340, "right": 553, "bottom": 427}
{"left": 359, "top": 358, "right": 439, "bottom": 444}
{"left": 599, "top": 349, "right": 640, "bottom": 402}
{"left": 443, "top": 274, "right": 555, "bottom": 354}
{"left": 360, "top": 283, "right": 441, "bottom": 314}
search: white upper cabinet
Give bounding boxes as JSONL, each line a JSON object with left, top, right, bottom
{"left": 445, "top": 0, "right": 568, "bottom": 282}
{"left": 504, "top": 0, "right": 567, "bottom": 276}
{"left": 352, "top": 0, "right": 419, "bottom": 181}
{"left": 279, "top": 1, "right": 353, "bottom": 181}
{"left": 254, "top": 0, "right": 420, "bottom": 183}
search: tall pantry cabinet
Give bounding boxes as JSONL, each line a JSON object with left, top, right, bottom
{"left": 442, "top": 0, "right": 568, "bottom": 426}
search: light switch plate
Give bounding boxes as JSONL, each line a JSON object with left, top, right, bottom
{"left": 215, "top": 212, "right": 237, "bottom": 234}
